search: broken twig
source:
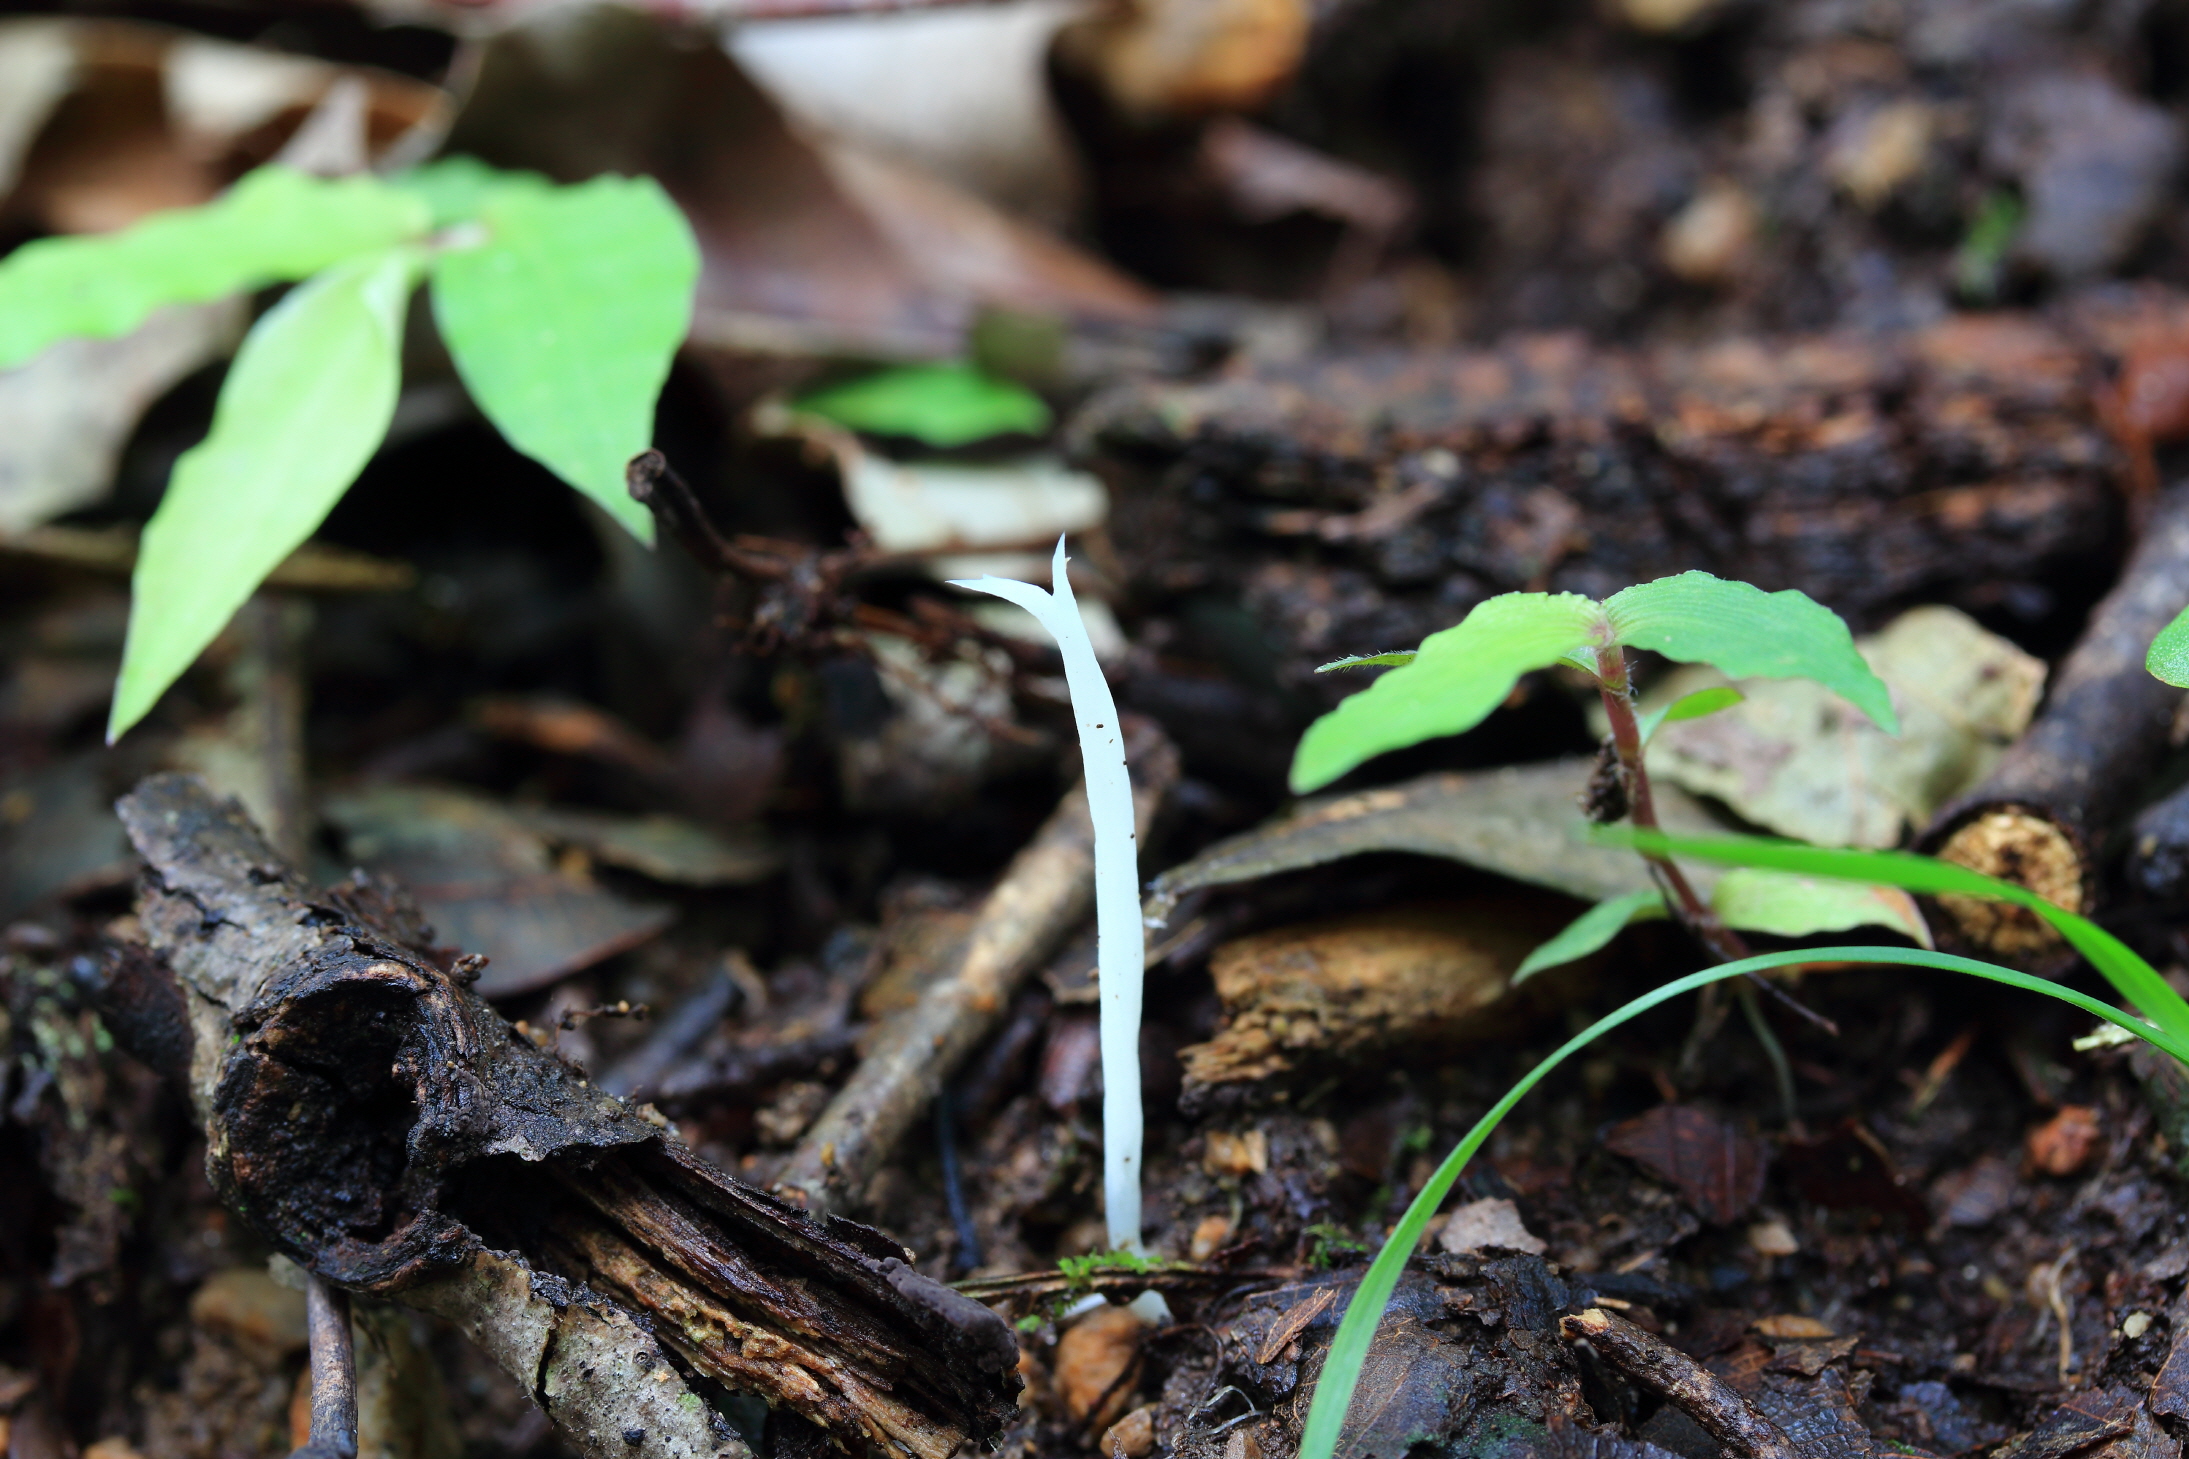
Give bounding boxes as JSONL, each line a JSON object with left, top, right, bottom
{"left": 776, "top": 723, "right": 1178, "bottom": 1213}
{"left": 1557, "top": 1308, "right": 1795, "bottom": 1459}
{"left": 291, "top": 1273, "right": 357, "bottom": 1459}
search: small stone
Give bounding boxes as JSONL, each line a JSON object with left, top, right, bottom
{"left": 1203, "top": 1129, "right": 1269, "bottom": 1177}
{"left": 1101, "top": 1406, "right": 1158, "bottom": 1459}
{"left": 1188, "top": 1214, "right": 1235, "bottom": 1261}
{"left": 189, "top": 1268, "right": 308, "bottom": 1355}
{"left": 1751, "top": 1314, "right": 1834, "bottom": 1339}
{"left": 1619, "top": 0, "right": 1721, "bottom": 31}
{"left": 1436, "top": 1197, "right": 1546, "bottom": 1256}
{"left": 1747, "top": 1220, "right": 1799, "bottom": 1257}
{"left": 2027, "top": 1105, "right": 2101, "bottom": 1176}
{"left": 1828, "top": 101, "right": 1934, "bottom": 210}
{"left": 84, "top": 1439, "right": 142, "bottom": 1459}
{"left": 2123, "top": 1311, "right": 2154, "bottom": 1340}
{"left": 1660, "top": 181, "right": 1757, "bottom": 285}
{"left": 1223, "top": 1431, "right": 1263, "bottom": 1459}
{"left": 1055, "top": 1305, "right": 1146, "bottom": 1427}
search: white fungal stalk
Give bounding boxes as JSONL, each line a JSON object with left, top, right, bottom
{"left": 950, "top": 538, "right": 1149, "bottom": 1258}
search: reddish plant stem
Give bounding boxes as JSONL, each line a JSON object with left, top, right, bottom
{"left": 1593, "top": 645, "right": 1748, "bottom": 963}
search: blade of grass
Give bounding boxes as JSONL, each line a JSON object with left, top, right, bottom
{"left": 1296, "top": 944, "right": 2189, "bottom": 1459}
{"left": 1595, "top": 829, "right": 2189, "bottom": 1051}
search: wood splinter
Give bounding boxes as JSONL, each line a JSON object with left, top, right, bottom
{"left": 1557, "top": 1308, "right": 1796, "bottom": 1459}
{"left": 105, "top": 774, "right": 1022, "bottom": 1459}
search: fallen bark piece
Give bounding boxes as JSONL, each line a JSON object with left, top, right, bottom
{"left": 1177, "top": 899, "right": 1576, "bottom": 1111}
{"left": 113, "top": 774, "right": 1020, "bottom": 1459}
{"left": 1920, "top": 483, "right": 2189, "bottom": 954}
{"left": 776, "top": 722, "right": 1178, "bottom": 1214}
{"left": 1557, "top": 1309, "right": 1796, "bottom": 1459}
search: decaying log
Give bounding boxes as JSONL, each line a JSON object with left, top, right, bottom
{"left": 776, "top": 724, "right": 1179, "bottom": 1215}
{"left": 111, "top": 774, "right": 1020, "bottom": 1459}
{"left": 1918, "top": 482, "right": 2189, "bottom": 953}
{"left": 1080, "top": 307, "right": 2132, "bottom": 713}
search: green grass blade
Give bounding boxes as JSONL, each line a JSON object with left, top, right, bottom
{"left": 108, "top": 248, "right": 419, "bottom": 740}
{"left": 1605, "top": 572, "right": 1898, "bottom": 734}
{"left": 1296, "top": 945, "right": 2189, "bottom": 1459}
{"left": 1290, "top": 593, "right": 1604, "bottom": 794}
{"left": 1513, "top": 889, "right": 1667, "bottom": 982}
{"left": 430, "top": 174, "right": 699, "bottom": 544}
{"left": 2151, "top": 603, "right": 2189, "bottom": 688}
{"left": 0, "top": 167, "right": 427, "bottom": 370}
{"left": 1598, "top": 829, "right": 2189, "bottom": 1050}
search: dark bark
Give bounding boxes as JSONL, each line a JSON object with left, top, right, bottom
{"left": 111, "top": 774, "right": 1020, "bottom": 1459}
{"left": 1919, "top": 482, "right": 2189, "bottom": 953}
{"left": 1077, "top": 309, "right": 2132, "bottom": 762}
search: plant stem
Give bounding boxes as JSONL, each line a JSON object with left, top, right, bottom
{"left": 1596, "top": 646, "right": 1798, "bottom": 1124}
{"left": 1593, "top": 646, "right": 1744, "bottom": 962}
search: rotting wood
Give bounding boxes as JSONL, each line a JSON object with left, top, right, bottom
{"left": 1918, "top": 482, "right": 2189, "bottom": 954}
{"left": 1557, "top": 1309, "right": 1795, "bottom": 1459}
{"left": 106, "top": 774, "right": 1021, "bottom": 1459}
{"left": 1079, "top": 308, "right": 2134, "bottom": 706}
{"left": 775, "top": 722, "right": 1179, "bottom": 1215}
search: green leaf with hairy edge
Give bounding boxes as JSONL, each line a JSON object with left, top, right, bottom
{"left": 1637, "top": 685, "right": 1744, "bottom": 744}
{"left": 392, "top": 156, "right": 552, "bottom": 228}
{"left": 1290, "top": 594, "right": 1603, "bottom": 793}
{"left": 1710, "top": 868, "right": 1930, "bottom": 946}
{"left": 796, "top": 362, "right": 1052, "bottom": 447}
{"left": 1512, "top": 889, "right": 1667, "bottom": 982}
{"left": 0, "top": 167, "right": 427, "bottom": 370}
{"left": 1605, "top": 572, "right": 1899, "bottom": 734}
{"left": 1317, "top": 652, "right": 1419, "bottom": 672}
{"left": 431, "top": 174, "right": 699, "bottom": 544}
{"left": 1295, "top": 944, "right": 2189, "bottom": 1459}
{"left": 2150, "top": 604, "right": 2189, "bottom": 688}
{"left": 1598, "top": 828, "right": 2189, "bottom": 1050}
{"left": 109, "top": 248, "right": 419, "bottom": 741}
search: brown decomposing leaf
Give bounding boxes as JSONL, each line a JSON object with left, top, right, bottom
{"left": 2026, "top": 1105, "right": 2101, "bottom": 1177}
{"left": 453, "top": 16, "right": 1150, "bottom": 363}
{"left": 1178, "top": 899, "right": 1573, "bottom": 1109}
{"left": 321, "top": 783, "right": 679, "bottom": 998}
{"left": 113, "top": 774, "right": 1022, "bottom": 1459}
{"left": 1601, "top": 1106, "right": 1766, "bottom": 1227}
{"left": 1145, "top": 758, "right": 1729, "bottom": 926}
{"left": 1056, "top": 1305, "right": 1147, "bottom": 1428}
{"left": 1779, "top": 1119, "right": 1928, "bottom": 1225}
{"left": 0, "top": 19, "right": 447, "bottom": 234}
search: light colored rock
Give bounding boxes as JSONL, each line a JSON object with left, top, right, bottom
{"left": 1436, "top": 1197, "right": 1546, "bottom": 1256}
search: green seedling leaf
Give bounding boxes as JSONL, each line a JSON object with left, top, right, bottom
{"left": 1290, "top": 593, "right": 1602, "bottom": 793}
{"left": 393, "top": 155, "right": 552, "bottom": 228}
{"left": 1709, "top": 867, "right": 1930, "bottom": 946}
{"left": 1599, "top": 829, "right": 2189, "bottom": 1051}
{"left": 1636, "top": 685, "right": 1744, "bottom": 744}
{"left": 1512, "top": 889, "right": 1668, "bottom": 982}
{"left": 1606, "top": 572, "right": 1898, "bottom": 734}
{"left": 796, "top": 362, "right": 1052, "bottom": 447}
{"left": 1317, "top": 652, "right": 1419, "bottom": 672}
{"left": 1296, "top": 944, "right": 2189, "bottom": 1459}
{"left": 2150, "top": 604, "right": 2189, "bottom": 688}
{"left": 431, "top": 174, "right": 700, "bottom": 543}
{"left": 110, "top": 247, "right": 419, "bottom": 740}
{"left": 0, "top": 166, "right": 427, "bottom": 370}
